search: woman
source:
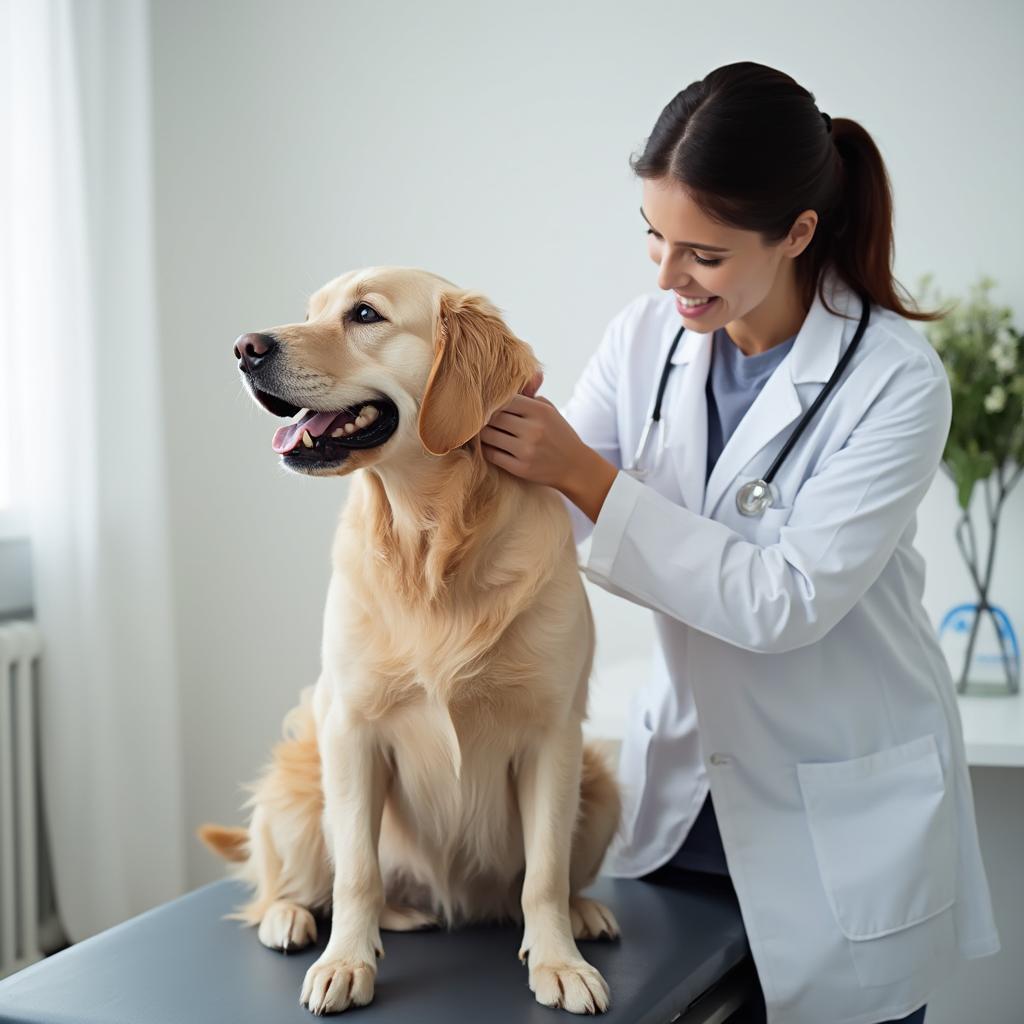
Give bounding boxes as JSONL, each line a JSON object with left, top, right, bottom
{"left": 479, "top": 62, "right": 1000, "bottom": 1024}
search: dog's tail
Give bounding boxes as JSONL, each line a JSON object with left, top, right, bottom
{"left": 196, "top": 823, "right": 249, "bottom": 863}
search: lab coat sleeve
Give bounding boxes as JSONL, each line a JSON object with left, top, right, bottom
{"left": 554, "top": 313, "right": 627, "bottom": 548}
{"left": 581, "top": 353, "right": 953, "bottom": 655}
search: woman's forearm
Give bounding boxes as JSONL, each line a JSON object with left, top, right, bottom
{"left": 559, "top": 443, "right": 619, "bottom": 524}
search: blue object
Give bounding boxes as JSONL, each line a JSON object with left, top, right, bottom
{"left": 939, "top": 602, "right": 1020, "bottom": 692}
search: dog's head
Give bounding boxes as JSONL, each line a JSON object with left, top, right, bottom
{"left": 234, "top": 267, "right": 540, "bottom": 478}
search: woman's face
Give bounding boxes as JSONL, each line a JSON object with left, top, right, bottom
{"left": 640, "top": 175, "right": 816, "bottom": 330}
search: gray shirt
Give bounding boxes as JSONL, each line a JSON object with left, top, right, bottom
{"left": 705, "top": 326, "right": 798, "bottom": 484}
{"left": 667, "top": 325, "right": 797, "bottom": 877}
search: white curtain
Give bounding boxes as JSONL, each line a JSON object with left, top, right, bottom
{"left": 1, "top": 0, "right": 187, "bottom": 942}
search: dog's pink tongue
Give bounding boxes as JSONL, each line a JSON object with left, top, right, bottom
{"left": 272, "top": 410, "right": 355, "bottom": 453}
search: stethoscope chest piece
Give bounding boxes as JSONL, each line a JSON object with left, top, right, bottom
{"left": 737, "top": 478, "right": 773, "bottom": 516}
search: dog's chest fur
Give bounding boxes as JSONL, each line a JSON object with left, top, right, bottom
{"left": 316, "top": 469, "right": 588, "bottom": 897}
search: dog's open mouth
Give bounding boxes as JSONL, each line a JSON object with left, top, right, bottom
{"left": 253, "top": 387, "right": 400, "bottom": 463}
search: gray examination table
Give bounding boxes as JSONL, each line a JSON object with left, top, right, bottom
{"left": 0, "top": 869, "right": 757, "bottom": 1023}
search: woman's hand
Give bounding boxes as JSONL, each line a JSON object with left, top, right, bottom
{"left": 480, "top": 371, "right": 578, "bottom": 489}
{"left": 480, "top": 371, "right": 619, "bottom": 523}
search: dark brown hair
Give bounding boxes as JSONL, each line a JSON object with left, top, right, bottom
{"left": 630, "top": 62, "right": 950, "bottom": 322}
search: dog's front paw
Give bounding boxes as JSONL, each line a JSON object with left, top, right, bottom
{"left": 300, "top": 954, "right": 376, "bottom": 1015}
{"left": 528, "top": 957, "right": 610, "bottom": 1014}
{"left": 258, "top": 901, "right": 317, "bottom": 952}
{"left": 569, "top": 896, "right": 620, "bottom": 941}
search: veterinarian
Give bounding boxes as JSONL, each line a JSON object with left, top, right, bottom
{"left": 479, "top": 62, "right": 1001, "bottom": 1024}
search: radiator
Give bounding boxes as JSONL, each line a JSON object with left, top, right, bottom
{"left": 0, "top": 620, "right": 62, "bottom": 979}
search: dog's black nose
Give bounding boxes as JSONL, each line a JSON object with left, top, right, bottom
{"left": 233, "top": 332, "right": 277, "bottom": 372}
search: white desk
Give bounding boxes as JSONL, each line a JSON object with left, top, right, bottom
{"left": 957, "top": 690, "right": 1024, "bottom": 767}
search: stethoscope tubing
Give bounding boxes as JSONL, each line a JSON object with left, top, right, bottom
{"left": 627, "top": 292, "right": 872, "bottom": 506}
{"left": 760, "top": 293, "right": 870, "bottom": 487}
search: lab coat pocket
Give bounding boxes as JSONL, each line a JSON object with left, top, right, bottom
{"left": 797, "top": 733, "right": 958, "bottom": 986}
{"left": 753, "top": 503, "right": 793, "bottom": 547}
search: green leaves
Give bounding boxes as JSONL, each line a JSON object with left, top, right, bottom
{"left": 918, "top": 274, "right": 1023, "bottom": 510}
{"left": 944, "top": 440, "right": 996, "bottom": 510}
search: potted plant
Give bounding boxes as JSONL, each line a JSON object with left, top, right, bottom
{"left": 917, "top": 274, "right": 1022, "bottom": 695}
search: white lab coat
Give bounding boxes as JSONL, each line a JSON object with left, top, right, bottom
{"left": 558, "top": 267, "right": 1001, "bottom": 1024}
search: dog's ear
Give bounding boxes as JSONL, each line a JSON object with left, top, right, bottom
{"left": 417, "top": 290, "right": 538, "bottom": 457}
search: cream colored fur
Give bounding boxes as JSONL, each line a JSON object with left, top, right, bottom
{"left": 199, "top": 267, "right": 624, "bottom": 1015}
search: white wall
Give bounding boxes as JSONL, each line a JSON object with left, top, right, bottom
{"left": 149, "top": 1, "right": 1023, "bottom": 1017}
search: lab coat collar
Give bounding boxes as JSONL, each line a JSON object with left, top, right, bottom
{"left": 664, "top": 268, "right": 861, "bottom": 519}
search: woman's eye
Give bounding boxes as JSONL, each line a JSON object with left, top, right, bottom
{"left": 351, "top": 302, "right": 384, "bottom": 324}
{"left": 645, "top": 229, "right": 722, "bottom": 267}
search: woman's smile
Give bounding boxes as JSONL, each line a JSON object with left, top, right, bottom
{"left": 674, "top": 294, "right": 720, "bottom": 317}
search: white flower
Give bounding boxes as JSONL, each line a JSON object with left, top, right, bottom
{"left": 984, "top": 384, "right": 1007, "bottom": 413}
{"left": 988, "top": 336, "right": 1017, "bottom": 374}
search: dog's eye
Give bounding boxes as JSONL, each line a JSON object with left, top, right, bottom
{"left": 350, "top": 302, "right": 384, "bottom": 325}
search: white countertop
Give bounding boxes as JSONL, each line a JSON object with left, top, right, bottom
{"left": 956, "top": 690, "right": 1024, "bottom": 767}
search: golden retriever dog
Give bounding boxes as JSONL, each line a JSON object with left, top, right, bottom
{"left": 198, "top": 266, "right": 623, "bottom": 1016}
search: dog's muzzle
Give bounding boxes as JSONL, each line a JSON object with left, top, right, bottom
{"left": 269, "top": 397, "right": 401, "bottom": 462}
{"left": 234, "top": 333, "right": 401, "bottom": 465}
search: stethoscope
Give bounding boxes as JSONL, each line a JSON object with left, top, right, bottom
{"left": 625, "top": 293, "right": 871, "bottom": 516}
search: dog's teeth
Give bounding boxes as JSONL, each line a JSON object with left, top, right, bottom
{"left": 343, "top": 422, "right": 357, "bottom": 434}
{"left": 301, "top": 430, "right": 314, "bottom": 448}
{"left": 362, "top": 405, "right": 379, "bottom": 422}
{"left": 331, "top": 428, "right": 345, "bottom": 438}
{"left": 354, "top": 415, "right": 369, "bottom": 428}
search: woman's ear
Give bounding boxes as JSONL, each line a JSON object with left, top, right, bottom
{"left": 417, "top": 290, "right": 539, "bottom": 457}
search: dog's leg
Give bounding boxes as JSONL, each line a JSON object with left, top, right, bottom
{"left": 568, "top": 742, "right": 622, "bottom": 942}
{"left": 245, "top": 804, "right": 321, "bottom": 952}
{"left": 300, "top": 707, "right": 388, "bottom": 1016}
{"left": 516, "top": 718, "right": 611, "bottom": 1014}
